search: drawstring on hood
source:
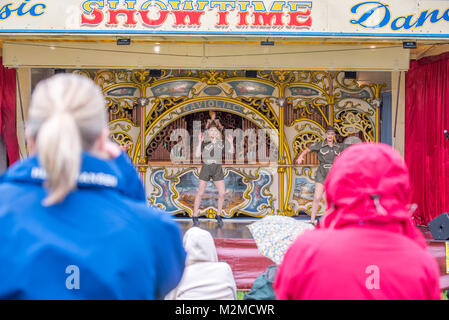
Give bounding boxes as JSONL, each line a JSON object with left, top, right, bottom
{"left": 371, "top": 194, "right": 388, "bottom": 216}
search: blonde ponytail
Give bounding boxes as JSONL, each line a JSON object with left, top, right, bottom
{"left": 27, "top": 74, "right": 107, "bottom": 206}
{"left": 36, "top": 112, "right": 82, "bottom": 205}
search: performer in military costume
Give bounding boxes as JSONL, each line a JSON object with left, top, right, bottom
{"left": 192, "top": 118, "right": 234, "bottom": 228}
{"left": 295, "top": 125, "right": 350, "bottom": 225}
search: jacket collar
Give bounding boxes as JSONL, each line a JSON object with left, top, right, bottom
{"left": 1, "top": 152, "right": 145, "bottom": 201}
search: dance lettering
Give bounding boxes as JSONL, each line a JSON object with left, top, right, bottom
{"left": 350, "top": 1, "right": 449, "bottom": 31}
{"left": 80, "top": 0, "right": 312, "bottom": 28}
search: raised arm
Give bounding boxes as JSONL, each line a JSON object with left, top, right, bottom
{"left": 295, "top": 147, "right": 311, "bottom": 165}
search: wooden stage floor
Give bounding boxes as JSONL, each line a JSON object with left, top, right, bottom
{"left": 175, "top": 216, "right": 311, "bottom": 239}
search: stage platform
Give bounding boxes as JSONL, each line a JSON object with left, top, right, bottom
{"left": 175, "top": 218, "right": 449, "bottom": 292}
{"left": 417, "top": 226, "right": 449, "bottom": 291}
{"left": 175, "top": 216, "right": 314, "bottom": 239}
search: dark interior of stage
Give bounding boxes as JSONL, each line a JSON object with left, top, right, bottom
{"left": 174, "top": 217, "right": 449, "bottom": 292}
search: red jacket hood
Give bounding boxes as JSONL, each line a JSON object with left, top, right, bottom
{"left": 320, "top": 143, "right": 427, "bottom": 248}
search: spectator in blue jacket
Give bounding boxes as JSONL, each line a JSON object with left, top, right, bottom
{"left": 0, "top": 74, "right": 186, "bottom": 299}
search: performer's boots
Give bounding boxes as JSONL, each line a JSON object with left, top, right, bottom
{"left": 215, "top": 214, "right": 223, "bottom": 228}
{"left": 192, "top": 216, "right": 199, "bottom": 227}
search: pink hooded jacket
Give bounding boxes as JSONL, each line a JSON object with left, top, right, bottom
{"left": 274, "top": 143, "right": 441, "bottom": 300}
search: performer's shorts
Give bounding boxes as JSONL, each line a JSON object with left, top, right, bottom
{"left": 199, "top": 163, "right": 225, "bottom": 182}
{"left": 315, "top": 165, "right": 331, "bottom": 184}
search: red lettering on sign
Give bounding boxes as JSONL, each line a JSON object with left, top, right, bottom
{"left": 79, "top": 6, "right": 314, "bottom": 29}
{"left": 217, "top": 11, "right": 229, "bottom": 26}
{"left": 139, "top": 10, "right": 169, "bottom": 26}
{"left": 288, "top": 9, "right": 312, "bottom": 27}
{"left": 171, "top": 11, "right": 204, "bottom": 26}
{"left": 237, "top": 11, "right": 249, "bottom": 26}
{"left": 81, "top": 8, "right": 104, "bottom": 25}
{"left": 253, "top": 12, "right": 284, "bottom": 26}
{"left": 107, "top": 9, "right": 138, "bottom": 25}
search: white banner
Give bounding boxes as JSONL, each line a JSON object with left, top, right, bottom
{"left": 0, "top": 0, "right": 448, "bottom": 38}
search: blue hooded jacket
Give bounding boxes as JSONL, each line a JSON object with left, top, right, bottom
{"left": 0, "top": 152, "right": 186, "bottom": 299}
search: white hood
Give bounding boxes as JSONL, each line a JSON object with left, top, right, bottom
{"left": 183, "top": 227, "right": 218, "bottom": 265}
{"left": 165, "top": 227, "right": 237, "bottom": 300}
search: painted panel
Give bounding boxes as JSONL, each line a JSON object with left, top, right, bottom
{"left": 289, "top": 86, "right": 320, "bottom": 97}
{"left": 151, "top": 81, "right": 197, "bottom": 97}
{"left": 148, "top": 167, "right": 275, "bottom": 217}
{"left": 107, "top": 86, "right": 138, "bottom": 97}
{"left": 228, "top": 81, "right": 275, "bottom": 96}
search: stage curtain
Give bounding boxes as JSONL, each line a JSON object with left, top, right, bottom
{"left": 0, "top": 58, "right": 19, "bottom": 166}
{"left": 405, "top": 52, "right": 449, "bottom": 225}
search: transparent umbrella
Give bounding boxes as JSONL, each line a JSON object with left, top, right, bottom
{"left": 247, "top": 215, "right": 315, "bottom": 265}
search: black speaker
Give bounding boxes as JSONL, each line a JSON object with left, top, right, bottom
{"left": 149, "top": 69, "right": 162, "bottom": 77}
{"left": 117, "top": 38, "right": 131, "bottom": 45}
{"left": 245, "top": 70, "right": 258, "bottom": 78}
{"left": 403, "top": 41, "right": 417, "bottom": 49}
{"left": 344, "top": 71, "right": 357, "bottom": 80}
{"left": 428, "top": 213, "right": 449, "bottom": 240}
{"left": 54, "top": 69, "right": 66, "bottom": 74}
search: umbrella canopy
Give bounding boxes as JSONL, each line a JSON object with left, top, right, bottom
{"left": 247, "top": 216, "right": 314, "bottom": 265}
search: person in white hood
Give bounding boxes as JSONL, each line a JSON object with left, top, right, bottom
{"left": 165, "top": 227, "right": 237, "bottom": 300}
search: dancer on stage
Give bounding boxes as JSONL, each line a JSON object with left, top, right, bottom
{"left": 295, "top": 125, "right": 349, "bottom": 226}
{"left": 205, "top": 111, "right": 224, "bottom": 131}
{"left": 192, "top": 116, "right": 233, "bottom": 228}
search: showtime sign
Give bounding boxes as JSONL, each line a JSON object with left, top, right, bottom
{"left": 80, "top": 0, "right": 312, "bottom": 28}
{"left": 0, "top": 0, "right": 448, "bottom": 38}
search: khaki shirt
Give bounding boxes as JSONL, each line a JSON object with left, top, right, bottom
{"left": 309, "top": 141, "right": 350, "bottom": 166}
{"left": 201, "top": 140, "right": 231, "bottom": 165}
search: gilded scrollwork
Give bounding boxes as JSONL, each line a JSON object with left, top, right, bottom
{"left": 131, "top": 70, "right": 150, "bottom": 85}
{"left": 94, "top": 69, "right": 124, "bottom": 88}
{"left": 146, "top": 96, "right": 189, "bottom": 125}
{"left": 293, "top": 133, "right": 323, "bottom": 158}
{"left": 289, "top": 97, "right": 328, "bottom": 123}
{"left": 271, "top": 70, "right": 295, "bottom": 84}
{"left": 257, "top": 70, "right": 295, "bottom": 85}
{"left": 106, "top": 97, "right": 136, "bottom": 118}
{"left": 235, "top": 97, "right": 279, "bottom": 127}
{"left": 109, "top": 132, "right": 133, "bottom": 156}
{"left": 109, "top": 122, "right": 132, "bottom": 132}
{"left": 72, "top": 69, "right": 93, "bottom": 80}
{"left": 69, "top": 68, "right": 384, "bottom": 218}
{"left": 334, "top": 109, "right": 375, "bottom": 141}
{"left": 199, "top": 70, "right": 228, "bottom": 85}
